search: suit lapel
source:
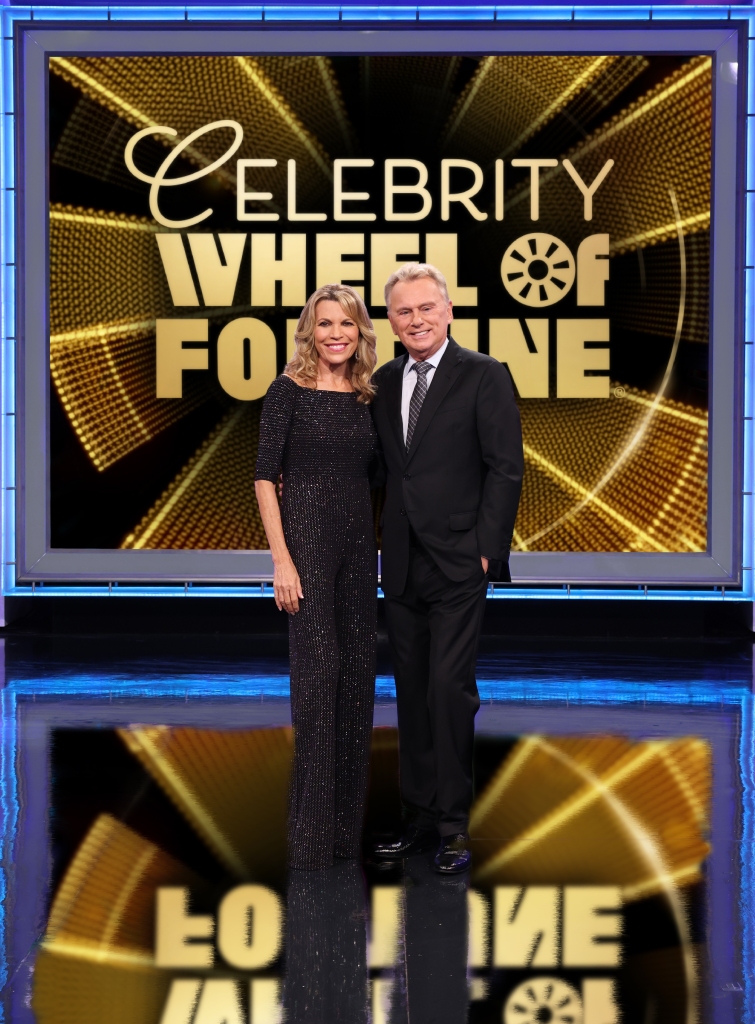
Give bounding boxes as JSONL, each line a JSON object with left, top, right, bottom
{"left": 405, "top": 339, "right": 463, "bottom": 466}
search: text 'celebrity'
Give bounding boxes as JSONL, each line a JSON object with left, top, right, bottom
{"left": 125, "top": 121, "right": 613, "bottom": 229}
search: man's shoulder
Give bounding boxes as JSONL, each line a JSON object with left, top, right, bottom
{"left": 451, "top": 341, "right": 503, "bottom": 373}
{"left": 373, "top": 355, "right": 406, "bottom": 384}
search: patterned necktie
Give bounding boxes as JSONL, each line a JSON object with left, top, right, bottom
{"left": 406, "top": 360, "right": 433, "bottom": 450}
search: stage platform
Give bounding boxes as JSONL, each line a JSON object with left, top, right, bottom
{"left": 0, "top": 611, "right": 752, "bottom": 1024}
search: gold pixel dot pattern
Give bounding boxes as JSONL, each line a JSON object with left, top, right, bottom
{"left": 260, "top": 55, "right": 355, "bottom": 158}
{"left": 53, "top": 96, "right": 148, "bottom": 194}
{"left": 504, "top": 55, "right": 711, "bottom": 253}
{"left": 122, "top": 404, "right": 267, "bottom": 550}
{"left": 50, "top": 205, "right": 212, "bottom": 470}
{"left": 50, "top": 207, "right": 171, "bottom": 336}
{"left": 611, "top": 232, "right": 710, "bottom": 346}
{"left": 47, "top": 56, "right": 710, "bottom": 552}
{"left": 49, "top": 55, "right": 342, "bottom": 209}
{"left": 118, "top": 383, "right": 706, "bottom": 554}
{"left": 472, "top": 734, "right": 710, "bottom": 898}
{"left": 515, "top": 386, "right": 707, "bottom": 553}
{"left": 30, "top": 729, "right": 709, "bottom": 1024}
{"left": 444, "top": 54, "right": 648, "bottom": 160}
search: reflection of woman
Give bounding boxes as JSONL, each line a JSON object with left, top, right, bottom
{"left": 284, "top": 863, "right": 368, "bottom": 1024}
{"left": 255, "top": 284, "right": 378, "bottom": 870}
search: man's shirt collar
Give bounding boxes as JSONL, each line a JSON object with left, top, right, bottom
{"left": 402, "top": 337, "right": 449, "bottom": 378}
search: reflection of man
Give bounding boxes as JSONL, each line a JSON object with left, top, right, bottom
{"left": 391, "top": 854, "right": 469, "bottom": 1023}
{"left": 372, "top": 264, "right": 523, "bottom": 873}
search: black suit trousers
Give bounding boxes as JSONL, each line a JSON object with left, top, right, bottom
{"left": 384, "top": 534, "right": 486, "bottom": 836}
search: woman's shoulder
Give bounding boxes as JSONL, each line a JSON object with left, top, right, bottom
{"left": 272, "top": 373, "right": 316, "bottom": 391}
{"left": 266, "top": 373, "right": 308, "bottom": 400}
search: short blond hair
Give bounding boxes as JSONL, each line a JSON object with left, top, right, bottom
{"left": 285, "top": 284, "right": 377, "bottom": 403}
{"left": 384, "top": 262, "right": 450, "bottom": 309}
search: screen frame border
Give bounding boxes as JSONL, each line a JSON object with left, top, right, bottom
{"left": 14, "top": 19, "right": 746, "bottom": 585}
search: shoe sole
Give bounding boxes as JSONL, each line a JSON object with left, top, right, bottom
{"left": 373, "top": 838, "right": 437, "bottom": 861}
{"left": 433, "top": 860, "right": 472, "bottom": 874}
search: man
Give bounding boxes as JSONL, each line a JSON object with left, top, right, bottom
{"left": 372, "top": 263, "right": 523, "bottom": 873}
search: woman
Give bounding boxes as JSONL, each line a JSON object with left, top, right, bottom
{"left": 255, "top": 284, "right": 378, "bottom": 870}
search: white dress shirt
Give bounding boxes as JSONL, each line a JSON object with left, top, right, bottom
{"left": 400, "top": 338, "right": 449, "bottom": 443}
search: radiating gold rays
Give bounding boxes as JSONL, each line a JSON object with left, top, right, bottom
{"left": 50, "top": 206, "right": 168, "bottom": 335}
{"left": 54, "top": 96, "right": 148, "bottom": 193}
{"left": 503, "top": 56, "right": 711, "bottom": 249}
{"left": 612, "top": 232, "right": 710, "bottom": 346}
{"left": 32, "top": 728, "right": 708, "bottom": 1023}
{"left": 44, "top": 813, "right": 198, "bottom": 955}
{"left": 34, "top": 728, "right": 293, "bottom": 1020}
{"left": 121, "top": 405, "right": 267, "bottom": 550}
{"left": 119, "top": 724, "right": 293, "bottom": 882}
{"left": 50, "top": 55, "right": 344, "bottom": 205}
{"left": 50, "top": 205, "right": 212, "bottom": 470}
{"left": 514, "top": 385, "right": 708, "bottom": 552}
{"left": 261, "top": 56, "right": 355, "bottom": 157}
{"left": 48, "top": 54, "right": 354, "bottom": 471}
{"left": 37, "top": 723, "right": 295, "bottom": 1024}
{"left": 443, "top": 54, "right": 648, "bottom": 159}
{"left": 49, "top": 55, "right": 709, "bottom": 550}
{"left": 119, "top": 384, "right": 706, "bottom": 553}
{"left": 471, "top": 735, "right": 711, "bottom": 901}
{"left": 33, "top": 815, "right": 192, "bottom": 1024}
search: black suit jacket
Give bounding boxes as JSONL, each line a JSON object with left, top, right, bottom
{"left": 372, "top": 338, "right": 524, "bottom": 596}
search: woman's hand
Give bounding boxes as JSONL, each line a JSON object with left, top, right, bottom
{"left": 255, "top": 480, "right": 303, "bottom": 613}
{"left": 274, "top": 556, "right": 304, "bottom": 614}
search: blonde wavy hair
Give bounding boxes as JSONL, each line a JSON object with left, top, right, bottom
{"left": 286, "top": 284, "right": 377, "bottom": 403}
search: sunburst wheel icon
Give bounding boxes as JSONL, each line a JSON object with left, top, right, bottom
{"left": 504, "top": 977, "right": 582, "bottom": 1024}
{"left": 501, "top": 233, "right": 575, "bottom": 307}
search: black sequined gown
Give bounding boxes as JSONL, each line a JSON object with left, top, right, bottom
{"left": 255, "top": 374, "right": 378, "bottom": 870}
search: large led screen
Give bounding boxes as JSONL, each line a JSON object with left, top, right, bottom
{"left": 15, "top": 23, "right": 743, "bottom": 583}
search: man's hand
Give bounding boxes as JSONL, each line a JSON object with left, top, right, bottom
{"left": 481, "top": 556, "right": 489, "bottom": 574}
{"left": 273, "top": 556, "right": 304, "bottom": 614}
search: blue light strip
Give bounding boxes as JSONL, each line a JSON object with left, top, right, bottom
{"left": 0, "top": 582, "right": 751, "bottom": 600}
{"left": 0, "top": 10, "right": 18, "bottom": 606}
{"left": 1, "top": 671, "right": 751, "bottom": 704}
{"left": 0, "top": 687, "right": 18, "bottom": 1020}
{"left": 0, "top": 3, "right": 752, "bottom": 605}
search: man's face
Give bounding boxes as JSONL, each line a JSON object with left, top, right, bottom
{"left": 387, "top": 278, "right": 453, "bottom": 362}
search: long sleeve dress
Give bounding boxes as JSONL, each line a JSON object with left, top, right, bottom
{"left": 255, "top": 374, "right": 378, "bottom": 870}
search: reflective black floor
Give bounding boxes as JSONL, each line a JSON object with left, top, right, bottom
{"left": 1, "top": 606, "right": 753, "bottom": 1024}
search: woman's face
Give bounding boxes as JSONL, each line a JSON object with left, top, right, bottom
{"left": 313, "top": 300, "right": 360, "bottom": 368}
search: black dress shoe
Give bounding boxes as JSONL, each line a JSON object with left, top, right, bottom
{"left": 434, "top": 834, "right": 471, "bottom": 874}
{"left": 372, "top": 824, "right": 437, "bottom": 860}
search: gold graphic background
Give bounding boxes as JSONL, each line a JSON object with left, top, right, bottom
{"left": 48, "top": 54, "right": 711, "bottom": 553}
{"left": 34, "top": 727, "right": 709, "bottom": 1024}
